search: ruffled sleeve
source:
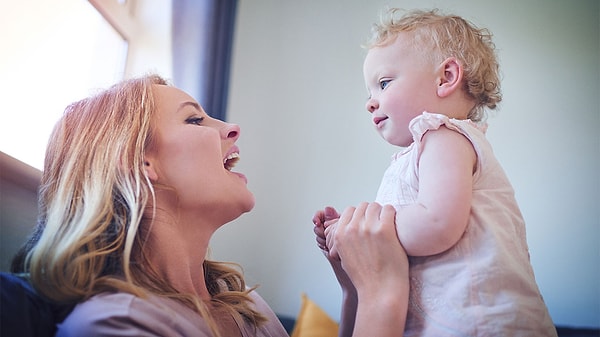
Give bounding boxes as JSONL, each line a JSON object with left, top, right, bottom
{"left": 408, "top": 112, "right": 487, "bottom": 145}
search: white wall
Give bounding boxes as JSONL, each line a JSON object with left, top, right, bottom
{"left": 212, "top": 0, "right": 600, "bottom": 328}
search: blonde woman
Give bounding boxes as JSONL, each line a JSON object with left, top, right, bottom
{"left": 10, "top": 75, "right": 408, "bottom": 337}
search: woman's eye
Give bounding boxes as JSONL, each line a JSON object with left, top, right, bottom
{"left": 186, "top": 117, "right": 204, "bottom": 125}
{"left": 379, "top": 80, "right": 391, "bottom": 90}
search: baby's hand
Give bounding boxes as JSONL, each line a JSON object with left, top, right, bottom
{"left": 312, "top": 206, "right": 340, "bottom": 253}
{"left": 313, "top": 207, "right": 353, "bottom": 294}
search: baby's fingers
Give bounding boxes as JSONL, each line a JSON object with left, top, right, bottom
{"left": 312, "top": 210, "right": 325, "bottom": 227}
{"left": 324, "top": 206, "right": 340, "bottom": 222}
{"left": 324, "top": 223, "right": 340, "bottom": 260}
{"left": 314, "top": 223, "right": 328, "bottom": 251}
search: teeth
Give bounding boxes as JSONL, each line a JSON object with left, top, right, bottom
{"left": 224, "top": 152, "right": 239, "bottom": 164}
{"left": 224, "top": 152, "right": 240, "bottom": 170}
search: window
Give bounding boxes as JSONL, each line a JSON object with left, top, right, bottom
{"left": 0, "top": 0, "right": 172, "bottom": 170}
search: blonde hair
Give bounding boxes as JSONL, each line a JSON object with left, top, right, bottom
{"left": 367, "top": 8, "right": 502, "bottom": 121}
{"left": 19, "top": 74, "right": 266, "bottom": 336}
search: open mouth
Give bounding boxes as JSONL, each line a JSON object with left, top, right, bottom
{"left": 223, "top": 152, "right": 240, "bottom": 171}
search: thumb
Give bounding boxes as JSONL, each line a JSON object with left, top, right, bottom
{"left": 324, "top": 206, "right": 339, "bottom": 221}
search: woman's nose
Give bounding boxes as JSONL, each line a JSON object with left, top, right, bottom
{"left": 365, "top": 98, "right": 378, "bottom": 113}
{"left": 222, "top": 122, "right": 240, "bottom": 140}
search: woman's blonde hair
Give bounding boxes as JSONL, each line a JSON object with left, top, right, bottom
{"left": 367, "top": 8, "right": 502, "bottom": 121}
{"left": 17, "top": 74, "right": 266, "bottom": 336}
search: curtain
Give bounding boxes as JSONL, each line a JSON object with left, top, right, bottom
{"left": 171, "top": 0, "right": 238, "bottom": 121}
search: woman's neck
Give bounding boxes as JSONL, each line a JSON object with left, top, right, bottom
{"left": 144, "top": 214, "right": 214, "bottom": 300}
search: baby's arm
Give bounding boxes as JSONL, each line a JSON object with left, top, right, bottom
{"left": 397, "top": 126, "right": 476, "bottom": 256}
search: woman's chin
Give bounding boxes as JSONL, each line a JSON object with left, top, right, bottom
{"left": 242, "top": 193, "right": 256, "bottom": 213}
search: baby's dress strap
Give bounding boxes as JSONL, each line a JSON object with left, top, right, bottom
{"left": 408, "top": 112, "right": 487, "bottom": 145}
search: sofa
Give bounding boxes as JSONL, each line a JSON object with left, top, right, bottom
{"left": 1, "top": 272, "right": 598, "bottom": 337}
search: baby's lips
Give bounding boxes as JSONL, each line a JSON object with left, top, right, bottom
{"left": 373, "top": 116, "right": 388, "bottom": 126}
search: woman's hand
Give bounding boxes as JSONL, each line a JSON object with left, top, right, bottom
{"left": 332, "top": 202, "right": 409, "bottom": 337}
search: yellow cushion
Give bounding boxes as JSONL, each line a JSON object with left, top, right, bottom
{"left": 290, "top": 293, "right": 339, "bottom": 337}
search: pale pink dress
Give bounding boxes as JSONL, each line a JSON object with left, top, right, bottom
{"left": 375, "top": 112, "right": 557, "bottom": 336}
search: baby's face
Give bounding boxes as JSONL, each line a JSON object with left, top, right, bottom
{"left": 363, "top": 33, "right": 439, "bottom": 147}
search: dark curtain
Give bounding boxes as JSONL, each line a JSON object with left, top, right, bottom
{"left": 171, "top": 0, "right": 237, "bottom": 121}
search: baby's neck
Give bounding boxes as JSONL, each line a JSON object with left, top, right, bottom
{"left": 432, "top": 98, "right": 475, "bottom": 121}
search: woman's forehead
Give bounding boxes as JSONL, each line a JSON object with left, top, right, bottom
{"left": 152, "top": 85, "right": 203, "bottom": 113}
{"left": 153, "top": 84, "right": 191, "bottom": 102}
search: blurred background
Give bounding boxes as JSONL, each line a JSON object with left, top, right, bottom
{"left": 1, "top": 0, "right": 598, "bottom": 330}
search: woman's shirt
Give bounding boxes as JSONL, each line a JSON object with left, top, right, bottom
{"left": 56, "top": 290, "right": 289, "bottom": 337}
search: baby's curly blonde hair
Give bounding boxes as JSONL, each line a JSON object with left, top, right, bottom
{"left": 367, "top": 9, "right": 502, "bottom": 122}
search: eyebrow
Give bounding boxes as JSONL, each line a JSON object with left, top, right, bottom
{"left": 177, "top": 101, "right": 201, "bottom": 113}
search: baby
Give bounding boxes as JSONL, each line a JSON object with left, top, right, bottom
{"left": 314, "top": 9, "right": 557, "bottom": 337}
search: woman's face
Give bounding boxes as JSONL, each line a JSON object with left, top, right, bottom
{"left": 145, "top": 85, "right": 254, "bottom": 225}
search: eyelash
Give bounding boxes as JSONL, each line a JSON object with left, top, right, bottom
{"left": 186, "top": 117, "right": 204, "bottom": 125}
{"left": 366, "top": 79, "right": 391, "bottom": 100}
{"left": 379, "top": 79, "right": 391, "bottom": 90}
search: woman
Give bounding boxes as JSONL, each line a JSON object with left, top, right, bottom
{"left": 12, "top": 75, "right": 408, "bottom": 336}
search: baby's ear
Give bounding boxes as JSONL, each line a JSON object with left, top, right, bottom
{"left": 437, "top": 57, "right": 463, "bottom": 98}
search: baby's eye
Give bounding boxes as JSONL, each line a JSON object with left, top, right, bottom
{"left": 379, "top": 79, "right": 391, "bottom": 90}
{"left": 186, "top": 117, "right": 204, "bottom": 125}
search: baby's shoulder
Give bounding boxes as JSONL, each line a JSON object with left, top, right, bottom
{"left": 410, "top": 112, "right": 485, "bottom": 142}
